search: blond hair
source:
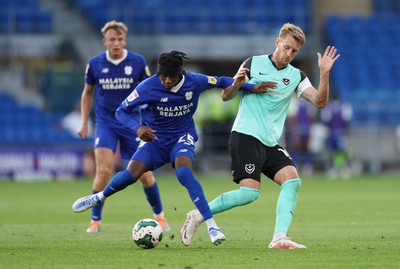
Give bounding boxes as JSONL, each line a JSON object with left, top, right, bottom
{"left": 279, "top": 23, "right": 305, "bottom": 46}
{"left": 101, "top": 20, "right": 128, "bottom": 36}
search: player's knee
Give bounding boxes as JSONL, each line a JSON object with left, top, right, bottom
{"left": 281, "top": 178, "right": 302, "bottom": 192}
{"left": 175, "top": 167, "right": 193, "bottom": 186}
{"left": 239, "top": 186, "right": 260, "bottom": 204}
{"left": 139, "top": 171, "right": 155, "bottom": 188}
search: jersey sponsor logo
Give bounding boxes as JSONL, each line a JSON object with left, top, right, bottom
{"left": 102, "top": 68, "right": 109, "bottom": 73}
{"left": 124, "top": 66, "right": 133, "bottom": 75}
{"left": 157, "top": 103, "right": 193, "bottom": 117}
{"left": 160, "top": 97, "right": 168, "bottom": 102}
{"left": 245, "top": 163, "right": 255, "bottom": 174}
{"left": 127, "top": 89, "right": 139, "bottom": 102}
{"left": 185, "top": 91, "right": 193, "bottom": 101}
{"left": 283, "top": 78, "right": 290, "bottom": 86}
{"left": 99, "top": 77, "right": 134, "bottom": 90}
{"left": 207, "top": 76, "right": 217, "bottom": 85}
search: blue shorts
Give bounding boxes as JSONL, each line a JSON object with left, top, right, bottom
{"left": 131, "top": 133, "right": 196, "bottom": 171}
{"left": 94, "top": 123, "right": 140, "bottom": 160}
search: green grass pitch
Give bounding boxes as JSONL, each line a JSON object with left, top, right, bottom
{"left": 1, "top": 172, "right": 399, "bottom": 269}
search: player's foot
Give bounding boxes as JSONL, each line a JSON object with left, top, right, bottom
{"left": 86, "top": 220, "right": 101, "bottom": 233}
{"left": 155, "top": 216, "right": 171, "bottom": 232}
{"left": 181, "top": 210, "right": 203, "bottom": 246}
{"left": 208, "top": 227, "right": 225, "bottom": 245}
{"left": 72, "top": 194, "right": 103, "bottom": 213}
{"left": 268, "top": 236, "right": 307, "bottom": 249}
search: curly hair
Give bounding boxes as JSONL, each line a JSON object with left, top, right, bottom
{"left": 157, "top": 51, "right": 189, "bottom": 75}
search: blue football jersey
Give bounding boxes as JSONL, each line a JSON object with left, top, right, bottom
{"left": 116, "top": 73, "right": 237, "bottom": 140}
{"left": 85, "top": 50, "right": 151, "bottom": 127}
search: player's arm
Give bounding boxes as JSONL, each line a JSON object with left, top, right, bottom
{"left": 77, "top": 83, "right": 94, "bottom": 139}
{"left": 221, "top": 70, "right": 276, "bottom": 101}
{"left": 301, "top": 46, "right": 340, "bottom": 109}
{"left": 220, "top": 59, "right": 276, "bottom": 101}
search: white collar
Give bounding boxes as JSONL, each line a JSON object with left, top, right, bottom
{"left": 169, "top": 75, "right": 185, "bottom": 93}
{"left": 106, "top": 49, "right": 127, "bottom": 65}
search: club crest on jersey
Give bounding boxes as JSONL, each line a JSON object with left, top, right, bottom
{"left": 207, "top": 76, "right": 217, "bottom": 85}
{"left": 283, "top": 78, "right": 290, "bottom": 86}
{"left": 127, "top": 89, "right": 139, "bottom": 102}
{"left": 245, "top": 163, "right": 255, "bottom": 174}
{"left": 124, "top": 66, "right": 133, "bottom": 75}
{"left": 185, "top": 91, "right": 193, "bottom": 100}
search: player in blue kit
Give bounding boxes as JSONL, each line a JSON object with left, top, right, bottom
{"left": 181, "top": 23, "right": 341, "bottom": 249}
{"left": 76, "top": 20, "right": 169, "bottom": 233}
{"left": 72, "top": 50, "right": 275, "bottom": 245}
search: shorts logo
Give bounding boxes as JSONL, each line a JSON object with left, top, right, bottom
{"left": 245, "top": 163, "right": 255, "bottom": 174}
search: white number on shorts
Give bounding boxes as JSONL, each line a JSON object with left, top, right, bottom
{"left": 178, "top": 133, "right": 195, "bottom": 146}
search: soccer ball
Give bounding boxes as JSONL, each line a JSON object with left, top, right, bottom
{"left": 132, "top": 218, "right": 163, "bottom": 249}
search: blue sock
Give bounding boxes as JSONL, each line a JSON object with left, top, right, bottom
{"left": 143, "top": 182, "right": 163, "bottom": 215}
{"left": 175, "top": 167, "right": 212, "bottom": 221}
{"left": 91, "top": 190, "right": 104, "bottom": 221}
{"left": 103, "top": 170, "right": 137, "bottom": 197}
{"left": 274, "top": 178, "right": 302, "bottom": 235}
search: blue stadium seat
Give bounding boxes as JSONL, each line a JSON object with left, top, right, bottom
{"left": 0, "top": 10, "right": 11, "bottom": 33}
{"left": 15, "top": 10, "right": 36, "bottom": 33}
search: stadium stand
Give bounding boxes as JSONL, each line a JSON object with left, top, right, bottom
{"left": 0, "top": 92, "right": 90, "bottom": 145}
{"left": 325, "top": 11, "right": 400, "bottom": 127}
{"left": 0, "top": 0, "right": 399, "bottom": 174}
{"left": 71, "top": 0, "right": 310, "bottom": 35}
{"left": 0, "top": 0, "right": 53, "bottom": 34}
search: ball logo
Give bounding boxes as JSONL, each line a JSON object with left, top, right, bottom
{"left": 245, "top": 163, "right": 255, "bottom": 174}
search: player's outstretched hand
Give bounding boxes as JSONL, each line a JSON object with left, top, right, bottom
{"left": 317, "top": 46, "right": 340, "bottom": 74}
{"left": 137, "top": 126, "right": 157, "bottom": 141}
{"left": 251, "top": 81, "right": 277, "bottom": 94}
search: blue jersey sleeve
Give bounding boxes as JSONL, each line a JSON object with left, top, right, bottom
{"left": 193, "top": 73, "right": 254, "bottom": 92}
{"left": 84, "top": 60, "right": 96, "bottom": 86}
{"left": 115, "top": 79, "right": 155, "bottom": 133}
{"left": 115, "top": 101, "right": 142, "bottom": 133}
{"left": 138, "top": 55, "right": 151, "bottom": 82}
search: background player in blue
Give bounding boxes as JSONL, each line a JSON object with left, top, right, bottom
{"left": 72, "top": 51, "right": 275, "bottom": 245}
{"left": 181, "top": 23, "right": 341, "bottom": 249}
{"left": 76, "top": 20, "right": 169, "bottom": 233}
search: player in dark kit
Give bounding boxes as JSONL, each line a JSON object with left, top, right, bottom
{"left": 72, "top": 51, "right": 276, "bottom": 245}
{"left": 77, "top": 20, "right": 169, "bottom": 233}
